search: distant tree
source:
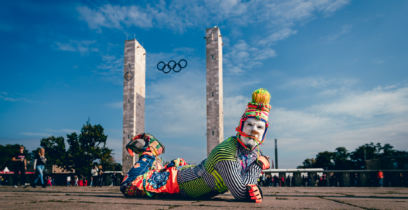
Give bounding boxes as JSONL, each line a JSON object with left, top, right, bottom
{"left": 40, "top": 136, "right": 67, "bottom": 169}
{"left": 315, "top": 151, "right": 334, "bottom": 169}
{"left": 299, "top": 158, "right": 315, "bottom": 168}
{"left": 392, "top": 151, "right": 408, "bottom": 169}
{"left": 300, "top": 142, "right": 408, "bottom": 170}
{"left": 333, "top": 147, "right": 353, "bottom": 170}
{"left": 66, "top": 121, "right": 115, "bottom": 176}
{"left": 350, "top": 143, "right": 379, "bottom": 169}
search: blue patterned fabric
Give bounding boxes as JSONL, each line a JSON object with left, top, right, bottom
{"left": 122, "top": 154, "right": 155, "bottom": 186}
{"left": 148, "top": 171, "right": 170, "bottom": 189}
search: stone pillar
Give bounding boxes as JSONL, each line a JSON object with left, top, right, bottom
{"left": 122, "top": 39, "right": 145, "bottom": 174}
{"left": 206, "top": 26, "right": 224, "bottom": 155}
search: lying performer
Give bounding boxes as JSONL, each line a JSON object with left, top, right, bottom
{"left": 120, "top": 88, "right": 271, "bottom": 203}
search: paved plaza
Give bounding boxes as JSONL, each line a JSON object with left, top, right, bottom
{"left": 1, "top": 186, "right": 407, "bottom": 209}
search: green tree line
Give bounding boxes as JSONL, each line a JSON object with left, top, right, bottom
{"left": 298, "top": 142, "right": 408, "bottom": 170}
{"left": 0, "top": 121, "right": 121, "bottom": 176}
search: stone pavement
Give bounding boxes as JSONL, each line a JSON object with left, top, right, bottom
{"left": 1, "top": 186, "right": 407, "bottom": 209}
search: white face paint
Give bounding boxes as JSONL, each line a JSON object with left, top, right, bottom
{"left": 240, "top": 118, "right": 266, "bottom": 150}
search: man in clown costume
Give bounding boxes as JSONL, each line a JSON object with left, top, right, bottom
{"left": 120, "top": 88, "right": 271, "bottom": 203}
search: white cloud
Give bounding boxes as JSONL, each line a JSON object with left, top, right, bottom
{"left": 258, "top": 28, "right": 298, "bottom": 46}
{"left": 325, "top": 24, "right": 352, "bottom": 41}
{"left": 105, "top": 137, "right": 123, "bottom": 163}
{"left": 21, "top": 132, "right": 52, "bottom": 137}
{"left": 45, "top": 128, "right": 78, "bottom": 134}
{"left": 223, "top": 95, "right": 247, "bottom": 136}
{"left": 284, "top": 77, "right": 358, "bottom": 89}
{"left": 106, "top": 101, "right": 122, "bottom": 109}
{"left": 77, "top": 1, "right": 350, "bottom": 76}
{"left": 146, "top": 70, "right": 206, "bottom": 139}
{"left": 272, "top": 108, "right": 333, "bottom": 134}
{"left": 77, "top": 5, "right": 153, "bottom": 29}
{"left": 314, "top": 0, "right": 351, "bottom": 15}
{"left": 314, "top": 86, "right": 408, "bottom": 118}
{"left": 0, "top": 92, "right": 30, "bottom": 102}
{"left": 96, "top": 45, "right": 199, "bottom": 86}
{"left": 54, "top": 40, "right": 98, "bottom": 54}
{"left": 0, "top": 92, "right": 18, "bottom": 102}
{"left": 265, "top": 84, "right": 408, "bottom": 168}
{"left": 21, "top": 128, "right": 78, "bottom": 138}
{"left": 96, "top": 55, "right": 123, "bottom": 85}
{"left": 74, "top": 0, "right": 352, "bottom": 166}
{"left": 224, "top": 40, "right": 277, "bottom": 74}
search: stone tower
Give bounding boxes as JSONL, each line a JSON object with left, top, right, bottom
{"left": 122, "top": 39, "right": 146, "bottom": 174}
{"left": 206, "top": 27, "right": 224, "bottom": 155}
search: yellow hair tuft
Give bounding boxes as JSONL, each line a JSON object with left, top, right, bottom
{"left": 252, "top": 88, "right": 271, "bottom": 104}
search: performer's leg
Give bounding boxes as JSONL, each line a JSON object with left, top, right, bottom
{"left": 120, "top": 154, "right": 155, "bottom": 193}
{"left": 14, "top": 167, "right": 20, "bottom": 186}
{"left": 38, "top": 165, "right": 45, "bottom": 186}
{"left": 121, "top": 133, "right": 166, "bottom": 196}
{"left": 21, "top": 167, "right": 26, "bottom": 186}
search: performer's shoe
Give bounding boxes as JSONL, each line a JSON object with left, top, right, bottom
{"left": 126, "top": 133, "right": 165, "bottom": 157}
{"left": 120, "top": 183, "right": 128, "bottom": 194}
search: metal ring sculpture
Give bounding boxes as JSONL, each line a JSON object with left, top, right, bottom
{"left": 157, "top": 59, "right": 188, "bottom": 74}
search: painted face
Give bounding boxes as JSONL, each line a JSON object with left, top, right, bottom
{"left": 240, "top": 118, "right": 266, "bottom": 150}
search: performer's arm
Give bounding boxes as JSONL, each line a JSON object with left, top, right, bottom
{"left": 242, "top": 162, "right": 262, "bottom": 185}
{"left": 215, "top": 160, "right": 252, "bottom": 200}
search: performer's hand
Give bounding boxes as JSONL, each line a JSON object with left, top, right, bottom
{"left": 256, "top": 155, "right": 270, "bottom": 170}
{"left": 246, "top": 184, "right": 262, "bottom": 203}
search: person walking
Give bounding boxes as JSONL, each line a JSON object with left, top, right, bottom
{"left": 32, "top": 148, "right": 47, "bottom": 188}
{"left": 97, "top": 165, "right": 103, "bottom": 187}
{"left": 91, "top": 164, "right": 98, "bottom": 187}
{"left": 74, "top": 175, "right": 79, "bottom": 186}
{"left": 66, "top": 175, "right": 71, "bottom": 187}
{"left": 378, "top": 171, "right": 384, "bottom": 187}
{"left": 11, "top": 145, "right": 27, "bottom": 187}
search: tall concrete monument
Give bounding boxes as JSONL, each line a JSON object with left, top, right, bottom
{"left": 206, "top": 27, "right": 224, "bottom": 155}
{"left": 122, "top": 39, "right": 146, "bottom": 174}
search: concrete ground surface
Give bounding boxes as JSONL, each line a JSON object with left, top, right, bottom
{"left": 1, "top": 186, "right": 407, "bottom": 209}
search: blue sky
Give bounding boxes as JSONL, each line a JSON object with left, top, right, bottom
{"left": 1, "top": 0, "right": 407, "bottom": 168}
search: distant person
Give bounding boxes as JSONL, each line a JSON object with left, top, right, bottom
{"left": 46, "top": 176, "right": 52, "bottom": 186}
{"left": 378, "top": 171, "right": 384, "bottom": 187}
{"left": 74, "top": 175, "right": 79, "bottom": 186}
{"left": 97, "top": 165, "right": 103, "bottom": 187}
{"left": 265, "top": 174, "right": 272, "bottom": 186}
{"left": 91, "top": 164, "right": 98, "bottom": 187}
{"left": 11, "top": 145, "right": 27, "bottom": 187}
{"left": 32, "top": 148, "right": 47, "bottom": 188}
{"left": 66, "top": 175, "right": 71, "bottom": 187}
{"left": 79, "top": 177, "right": 84, "bottom": 186}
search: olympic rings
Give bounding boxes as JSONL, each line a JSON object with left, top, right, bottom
{"left": 157, "top": 59, "right": 188, "bottom": 74}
